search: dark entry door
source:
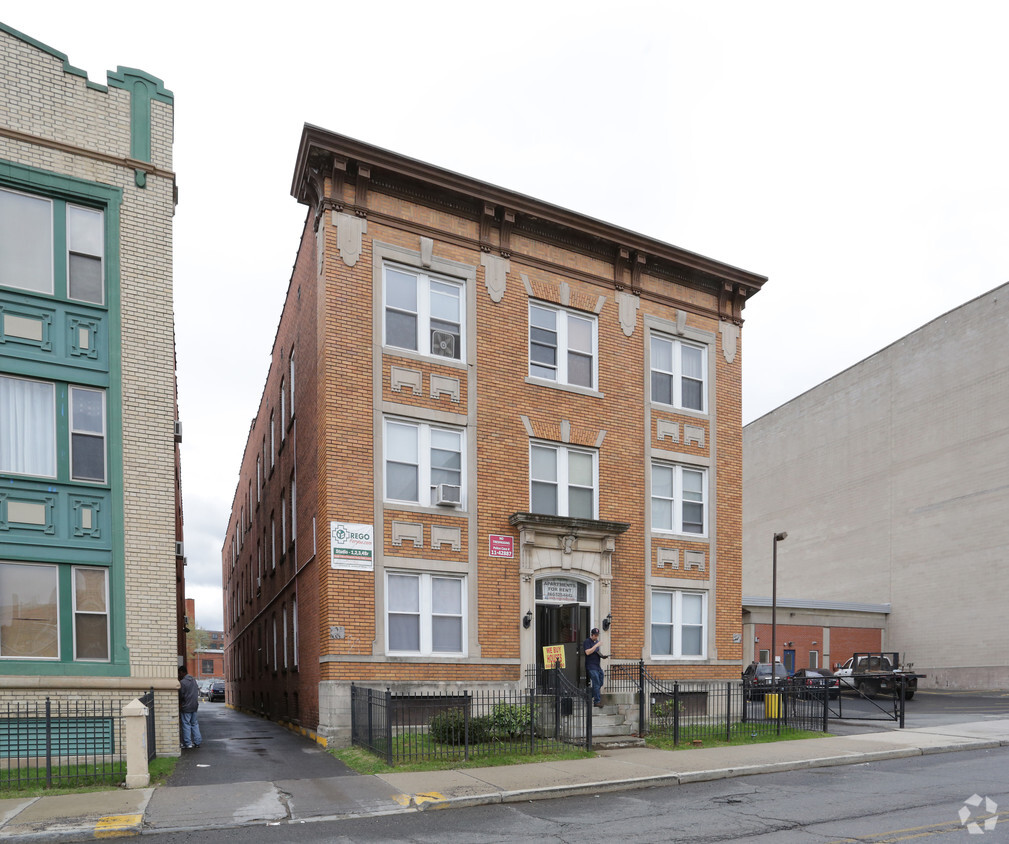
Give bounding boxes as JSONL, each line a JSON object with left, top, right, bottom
{"left": 783, "top": 649, "right": 796, "bottom": 675}
{"left": 536, "top": 602, "right": 589, "bottom": 688}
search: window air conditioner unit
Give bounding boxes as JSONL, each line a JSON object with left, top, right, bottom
{"left": 431, "top": 330, "right": 456, "bottom": 358}
{"left": 174, "top": 420, "right": 183, "bottom": 442}
{"left": 435, "top": 484, "right": 462, "bottom": 507}
{"left": 175, "top": 541, "right": 185, "bottom": 557}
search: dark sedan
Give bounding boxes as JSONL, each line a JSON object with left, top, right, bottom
{"left": 791, "top": 668, "right": 840, "bottom": 699}
{"left": 208, "top": 681, "right": 225, "bottom": 702}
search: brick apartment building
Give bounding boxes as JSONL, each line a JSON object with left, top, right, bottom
{"left": 184, "top": 598, "right": 224, "bottom": 680}
{"left": 0, "top": 23, "right": 184, "bottom": 754}
{"left": 222, "top": 125, "right": 766, "bottom": 744}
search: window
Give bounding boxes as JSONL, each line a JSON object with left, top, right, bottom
{"left": 0, "top": 376, "right": 56, "bottom": 478}
{"left": 282, "top": 605, "right": 288, "bottom": 669}
{"left": 272, "top": 616, "right": 277, "bottom": 670}
{"left": 651, "top": 335, "right": 707, "bottom": 412}
{"left": 530, "top": 443, "right": 596, "bottom": 519}
{"left": 201, "top": 659, "right": 214, "bottom": 675}
{"left": 384, "top": 419, "right": 463, "bottom": 507}
{"left": 0, "top": 562, "right": 58, "bottom": 658}
{"left": 651, "top": 590, "right": 706, "bottom": 658}
{"left": 280, "top": 492, "right": 287, "bottom": 552}
{"left": 72, "top": 567, "right": 108, "bottom": 661}
{"left": 758, "top": 649, "right": 770, "bottom": 663}
{"left": 0, "top": 562, "right": 110, "bottom": 663}
{"left": 0, "top": 188, "right": 104, "bottom": 304}
{"left": 271, "top": 516, "right": 276, "bottom": 570}
{"left": 0, "top": 377, "right": 106, "bottom": 483}
{"left": 809, "top": 651, "right": 819, "bottom": 669}
{"left": 280, "top": 379, "right": 286, "bottom": 442}
{"left": 652, "top": 463, "right": 707, "bottom": 535}
{"left": 383, "top": 265, "right": 463, "bottom": 360}
{"left": 70, "top": 387, "right": 106, "bottom": 483}
{"left": 270, "top": 412, "right": 275, "bottom": 468}
{"left": 529, "top": 303, "right": 597, "bottom": 389}
{"left": 289, "top": 352, "right": 295, "bottom": 420}
{"left": 292, "top": 597, "right": 298, "bottom": 668}
{"left": 256, "top": 456, "right": 261, "bottom": 502}
{"left": 387, "top": 572, "right": 464, "bottom": 655}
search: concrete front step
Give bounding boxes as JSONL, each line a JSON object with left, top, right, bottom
{"left": 592, "top": 735, "right": 646, "bottom": 750}
{"left": 592, "top": 723, "right": 636, "bottom": 736}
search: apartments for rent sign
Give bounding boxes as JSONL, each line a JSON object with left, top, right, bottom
{"left": 330, "top": 522, "right": 374, "bottom": 571}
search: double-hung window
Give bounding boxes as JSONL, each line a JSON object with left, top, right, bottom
{"left": 530, "top": 443, "right": 597, "bottom": 519}
{"left": 0, "top": 187, "right": 104, "bottom": 304}
{"left": 652, "top": 463, "right": 706, "bottom": 535}
{"left": 385, "top": 419, "right": 463, "bottom": 507}
{"left": 73, "top": 566, "right": 109, "bottom": 661}
{"left": 69, "top": 387, "right": 106, "bottom": 483}
{"left": 387, "top": 572, "right": 465, "bottom": 655}
{"left": 0, "top": 376, "right": 106, "bottom": 483}
{"left": 651, "top": 334, "right": 706, "bottom": 412}
{"left": 529, "top": 303, "right": 596, "bottom": 389}
{"left": 384, "top": 265, "right": 464, "bottom": 361}
{"left": 651, "top": 590, "right": 706, "bottom": 658}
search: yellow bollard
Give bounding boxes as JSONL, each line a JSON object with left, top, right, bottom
{"left": 764, "top": 693, "right": 781, "bottom": 718}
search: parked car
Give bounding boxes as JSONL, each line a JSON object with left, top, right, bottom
{"left": 742, "top": 662, "right": 789, "bottom": 699}
{"left": 198, "top": 679, "right": 212, "bottom": 701}
{"left": 208, "top": 681, "right": 225, "bottom": 702}
{"left": 790, "top": 668, "right": 840, "bottom": 699}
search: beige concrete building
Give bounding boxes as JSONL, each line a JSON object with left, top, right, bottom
{"left": 0, "top": 23, "right": 183, "bottom": 753}
{"left": 743, "top": 283, "right": 1009, "bottom": 689}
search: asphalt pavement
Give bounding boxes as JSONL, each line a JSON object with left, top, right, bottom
{"left": 2, "top": 696, "right": 1008, "bottom": 840}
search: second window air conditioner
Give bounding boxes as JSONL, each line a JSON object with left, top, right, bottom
{"left": 435, "top": 484, "right": 462, "bottom": 507}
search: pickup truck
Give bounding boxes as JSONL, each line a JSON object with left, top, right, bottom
{"left": 835, "top": 652, "right": 921, "bottom": 699}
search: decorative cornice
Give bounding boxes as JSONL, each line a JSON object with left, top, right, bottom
{"left": 292, "top": 125, "right": 767, "bottom": 303}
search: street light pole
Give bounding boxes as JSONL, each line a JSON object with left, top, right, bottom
{"left": 771, "top": 531, "right": 788, "bottom": 693}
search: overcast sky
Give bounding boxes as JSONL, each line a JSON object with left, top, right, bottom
{"left": 7, "top": 3, "right": 1009, "bottom": 631}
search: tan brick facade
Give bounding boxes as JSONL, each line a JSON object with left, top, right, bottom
{"left": 222, "top": 127, "right": 765, "bottom": 745}
{"left": 0, "top": 25, "right": 181, "bottom": 756}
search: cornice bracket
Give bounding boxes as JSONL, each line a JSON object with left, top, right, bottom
{"left": 614, "top": 247, "right": 631, "bottom": 290}
{"left": 354, "top": 164, "right": 371, "bottom": 217}
{"left": 480, "top": 203, "right": 496, "bottom": 252}
{"left": 719, "top": 282, "right": 747, "bottom": 325}
{"left": 631, "top": 251, "right": 647, "bottom": 293}
{"left": 500, "top": 209, "right": 515, "bottom": 258}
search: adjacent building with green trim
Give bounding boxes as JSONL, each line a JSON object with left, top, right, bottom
{"left": 0, "top": 23, "right": 183, "bottom": 755}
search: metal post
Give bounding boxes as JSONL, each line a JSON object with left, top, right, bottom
{"left": 384, "top": 689, "right": 393, "bottom": 767}
{"left": 899, "top": 676, "right": 906, "bottom": 729}
{"left": 771, "top": 531, "right": 788, "bottom": 727}
{"left": 528, "top": 687, "right": 535, "bottom": 754}
{"left": 673, "top": 683, "right": 680, "bottom": 745}
{"left": 45, "top": 697, "right": 52, "bottom": 787}
{"left": 822, "top": 681, "right": 829, "bottom": 733}
{"left": 585, "top": 691, "right": 592, "bottom": 751}
{"left": 638, "top": 660, "right": 645, "bottom": 738}
{"left": 726, "top": 683, "right": 732, "bottom": 743}
{"left": 464, "top": 691, "right": 470, "bottom": 762}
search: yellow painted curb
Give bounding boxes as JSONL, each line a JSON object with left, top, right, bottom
{"left": 95, "top": 813, "right": 142, "bottom": 837}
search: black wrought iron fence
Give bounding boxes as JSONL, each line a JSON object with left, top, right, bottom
{"left": 350, "top": 681, "right": 590, "bottom": 765}
{"left": 607, "top": 662, "right": 829, "bottom": 744}
{"left": 0, "top": 694, "right": 150, "bottom": 790}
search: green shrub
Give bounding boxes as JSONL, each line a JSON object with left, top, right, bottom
{"left": 428, "top": 708, "right": 493, "bottom": 744}
{"left": 489, "top": 702, "right": 532, "bottom": 739}
{"left": 651, "top": 698, "right": 683, "bottom": 724}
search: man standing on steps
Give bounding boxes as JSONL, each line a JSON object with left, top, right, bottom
{"left": 178, "top": 666, "right": 202, "bottom": 749}
{"left": 583, "top": 627, "right": 608, "bottom": 707}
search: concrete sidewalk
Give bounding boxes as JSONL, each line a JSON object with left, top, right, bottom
{"left": 2, "top": 719, "right": 1007, "bottom": 840}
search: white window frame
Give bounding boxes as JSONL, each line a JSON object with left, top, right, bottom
{"left": 270, "top": 411, "right": 275, "bottom": 468}
{"left": 529, "top": 442, "right": 598, "bottom": 519}
{"left": 385, "top": 571, "right": 466, "bottom": 657}
{"left": 71, "top": 566, "right": 110, "bottom": 662}
{"left": 282, "top": 605, "right": 288, "bottom": 670}
{"left": 289, "top": 351, "right": 295, "bottom": 420}
{"left": 651, "top": 590, "right": 707, "bottom": 659}
{"left": 383, "top": 263, "right": 465, "bottom": 362}
{"left": 271, "top": 516, "right": 276, "bottom": 570}
{"left": 528, "top": 302, "right": 598, "bottom": 389}
{"left": 292, "top": 596, "right": 299, "bottom": 668}
{"left": 383, "top": 418, "right": 465, "bottom": 508}
{"left": 69, "top": 386, "right": 106, "bottom": 483}
{"left": 281, "top": 492, "right": 287, "bottom": 551}
{"left": 650, "top": 334, "right": 708, "bottom": 413}
{"left": 66, "top": 203, "right": 105, "bottom": 305}
{"left": 280, "top": 379, "right": 286, "bottom": 442}
{"left": 651, "top": 462, "right": 708, "bottom": 537}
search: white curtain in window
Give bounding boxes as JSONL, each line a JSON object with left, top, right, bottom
{"left": 0, "top": 377, "right": 56, "bottom": 477}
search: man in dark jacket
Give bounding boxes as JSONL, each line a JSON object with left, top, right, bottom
{"left": 583, "top": 627, "right": 607, "bottom": 707}
{"left": 178, "top": 667, "right": 202, "bottom": 748}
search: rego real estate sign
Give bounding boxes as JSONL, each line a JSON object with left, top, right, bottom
{"left": 330, "top": 522, "right": 374, "bottom": 571}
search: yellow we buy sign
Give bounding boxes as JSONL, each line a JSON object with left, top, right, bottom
{"left": 542, "top": 645, "right": 566, "bottom": 669}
